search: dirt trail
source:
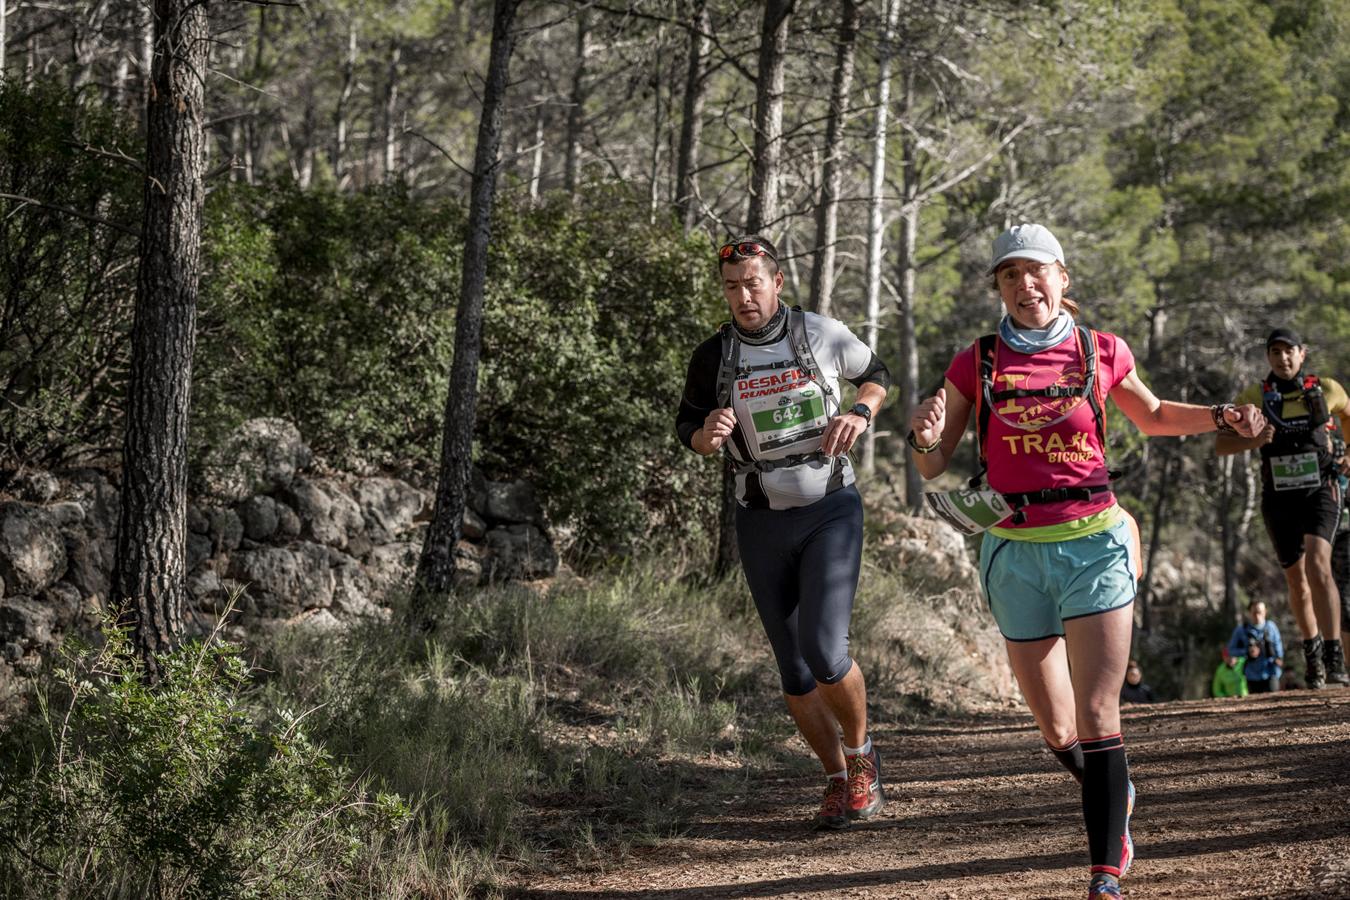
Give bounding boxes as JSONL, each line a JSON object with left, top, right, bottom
{"left": 512, "top": 691, "right": 1350, "bottom": 899}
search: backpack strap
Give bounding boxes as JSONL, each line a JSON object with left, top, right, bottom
{"left": 971, "top": 333, "right": 998, "bottom": 487}
{"left": 788, "top": 306, "right": 835, "bottom": 407}
{"left": 714, "top": 323, "right": 740, "bottom": 409}
{"left": 1078, "top": 325, "right": 1106, "bottom": 453}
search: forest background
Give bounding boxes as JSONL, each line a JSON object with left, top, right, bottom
{"left": 0, "top": 0, "right": 1348, "bottom": 896}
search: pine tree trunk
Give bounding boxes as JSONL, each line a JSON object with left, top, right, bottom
{"left": 860, "top": 0, "right": 899, "bottom": 476}
{"left": 384, "top": 42, "right": 401, "bottom": 180}
{"left": 896, "top": 70, "right": 921, "bottom": 509}
{"left": 112, "top": 0, "right": 209, "bottom": 679}
{"left": 675, "top": 2, "right": 709, "bottom": 231}
{"left": 746, "top": 0, "right": 792, "bottom": 232}
{"left": 412, "top": 0, "right": 520, "bottom": 625}
{"left": 333, "top": 21, "right": 356, "bottom": 184}
{"left": 564, "top": 9, "right": 588, "bottom": 196}
{"left": 1136, "top": 453, "right": 1174, "bottom": 633}
{"left": 715, "top": 0, "right": 794, "bottom": 580}
{"left": 648, "top": 25, "right": 665, "bottom": 223}
{"left": 529, "top": 97, "right": 546, "bottom": 201}
{"left": 807, "top": 0, "right": 858, "bottom": 319}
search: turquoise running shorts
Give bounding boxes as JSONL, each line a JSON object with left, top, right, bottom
{"left": 978, "top": 516, "right": 1138, "bottom": 642}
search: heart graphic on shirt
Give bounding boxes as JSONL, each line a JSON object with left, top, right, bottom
{"left": 992, "top": 365, "right": 1088, "bottom": 431}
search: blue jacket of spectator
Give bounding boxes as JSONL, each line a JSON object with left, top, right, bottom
{"left": 1228, "top": 620, "right": 1283, "bottom": 683}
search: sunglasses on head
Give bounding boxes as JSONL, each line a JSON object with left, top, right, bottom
{"left": 718, "top": 241, "right": 776, "bottom": 261}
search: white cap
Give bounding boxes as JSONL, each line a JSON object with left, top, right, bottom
{"left": 987, "top": 223, "right": 1065, "bottom": 275}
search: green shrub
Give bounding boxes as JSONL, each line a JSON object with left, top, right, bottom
{"left": 0, "top": 622, "right": 410, "bottom": 898}
{"left": 476, "top": 191, "right": 724, "bottom": 556}
{"left": 0, "top": 83, "right": 140, "bottom": 466}
{"left": 196, "top": 183, "right": 725, "bottom": 557}
{"left": 195, "top": 182, "right": 462, "bottom": 476}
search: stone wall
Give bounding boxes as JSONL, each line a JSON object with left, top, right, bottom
{"left": 0, "top": 419, "right": 558, "bottom": 682}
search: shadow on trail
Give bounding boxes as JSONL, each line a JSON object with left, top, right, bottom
{"left": 508, "top": 821, "right": 1328, "bottom": 899}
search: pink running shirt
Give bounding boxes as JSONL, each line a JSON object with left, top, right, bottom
{"left": 945, "top": 330, "right": 1136, "bottom": 528}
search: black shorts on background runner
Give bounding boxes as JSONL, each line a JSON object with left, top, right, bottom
{"left": 1261, "top": 479, "right": 1342, "bottom": 569}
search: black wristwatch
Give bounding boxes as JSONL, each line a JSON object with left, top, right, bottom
{"left": 848, "top": 402, "right": 872, "bottom": 427}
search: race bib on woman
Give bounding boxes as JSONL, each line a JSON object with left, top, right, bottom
{"left": 926, "top": 489, "right": 1015, "bottom": 535}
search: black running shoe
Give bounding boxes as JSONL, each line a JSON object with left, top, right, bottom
{"left": 1305, "top": 636, "right": 1327, "bottom": 690}
{"left": 1324, "top": 638, "right": 1349, "bottom": 686}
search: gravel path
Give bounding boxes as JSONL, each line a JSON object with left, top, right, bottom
{"left": 512, "top": 690, "right": 1350, "bottom": 899}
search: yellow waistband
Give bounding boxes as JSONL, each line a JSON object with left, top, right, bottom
{"left": 988, "top": 504, "right": 1124, "bottom": 543}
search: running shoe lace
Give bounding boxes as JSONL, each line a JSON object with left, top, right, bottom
{"left": 820, "top": 778, "right": 848, "bottom": 818}
{"left": 847, "top": 751, "right": 877, "bottom": 799}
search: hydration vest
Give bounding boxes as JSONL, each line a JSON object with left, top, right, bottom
{"left": 716, "top": 306, "right": 844, "bottom": 487}
{"left": 1258, "top": 372, "right": 1336, "bottom": 484}
{"left": 970, "top": 326, "right": 1115, "bottom": 520}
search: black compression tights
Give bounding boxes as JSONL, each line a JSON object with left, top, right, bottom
{"left": 735, "top": 484, "right": 863, "bottom": 696}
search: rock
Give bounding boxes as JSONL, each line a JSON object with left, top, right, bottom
{"left": 41, "top": 582, "right": 82, "bottom": 630}
{"left": 365, "top": 541, "right": 420, "bottom": 603}
{"left": 278, "top": 479, "right": 333, "bottom": 543}
{"left": 0, "top": 502, "right": 67, "bottom": 596}
{"left": 288, "top": 608, "right": 344, "bottom": 635}
{"left": 454, "top": 539, "right": 484, "bottom": 583}
{"left": 187, "top": 568, "right": 230, "bottom": 610}
{"left": 0, "top": 596, "right": 55, "bottom": 649}
{"left": 198, "top": 418, "right": 312, "bottom": 504}
{"left": 462, "top": 508, "right": 487, "bottom": 541}
{"left": 331, "top": 556, "right": 386, "bottom": 619}
{"left": 275, "top": 499, "right": 302, "bottom": 538}
{"left": 352, "top": 477, "right": 427, "bottom": 543}
{"left": 206, "top": 507, "right": 244, "bottom": 554}
{"left": 187, "top": 505, "right": 209, "bottom": 535}
{"left": 346, "top": 532, "right": 373, "bottom": 560}
{"left": 62, "top": 470, "right": 120, "bottom": 538}
{"left": 62, "top": 535, "right": 111, "bottom": 604}
{"left": 1, "top": 642, "right": 21, "bottom": 663}
{"left": 13, "top": 471, "right": 60, "bottom": 505}
{"left": 46, "top": 502, "right": 86, "bottom": 529}
{"left": 278, "top": 478, "right": 362, "bottom": 551}
{"left": 872, "top": 511, "right": 978, "bottom": 591}
{"left": 237, "top": 496, "right": 280, "bottom": 542}
{"left": 482, "top": 480, "right": 544, "bottom": 526}
{"left": 187, "top": 533, "right": 214, "bottom": 572}
{"left": 326, "top": 484, "right": 364, "bottom": 545}
{"left": 484, "top": 524, "right": 558, "bottom": 581}
{"left": 227, "top": 542, "right": 335, "bottom": 617}
{"left": 468, "top": 467, "right": 489, "bottom": 516}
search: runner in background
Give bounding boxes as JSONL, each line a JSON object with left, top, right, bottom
{"left": 1216, "top": 329, "right": 1350, "bottom": 688}
{"left": 908, "top": 223, "right": 1265, "bottom": 899}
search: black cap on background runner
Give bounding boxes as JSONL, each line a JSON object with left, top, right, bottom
{"left": 1266, "top": 327, "right": 1303, "bottom": 349}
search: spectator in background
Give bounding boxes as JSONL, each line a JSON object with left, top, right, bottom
{"left": 1212, "top": 647, "right": 1249, "bottom": 698}
{"left": 1227, "top": 600, "right": 1284, "bottom": 693}
{"left": 1120, "top": 659, "right": 1158, "bottom": 704}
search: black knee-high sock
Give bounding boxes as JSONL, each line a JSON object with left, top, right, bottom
{"left": 1082, "top": 734, "right": 1130, "bottom": 876}
{"left": 1047, "top": 737, "right": 1084, "bottom": 784}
